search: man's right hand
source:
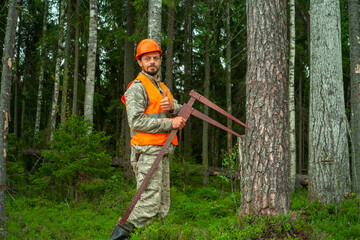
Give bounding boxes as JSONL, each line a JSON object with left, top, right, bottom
{"left": 172, "top": 116, "right": 186, "bottom": 130}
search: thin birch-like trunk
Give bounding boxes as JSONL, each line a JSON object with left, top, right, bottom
{"left": 288, "top": 0, "right": 296, "bottom": 192}
{"left": 49, "top": 0, "right": 66, "bottom": 140}
{"left": 0, "top": 0, "right": 18, "bottom": 235}
{"left": 61, "top": 0, "right": 72, "bottom": 124}
{"left": 72, "top": 0, "right": 80, "bottom": 116}
{"left": 35, "top": 0, "right": 49, "bottom": 137}
{"left": 309, "top": 0, "right": 350, "bottom": 204}
{"left": 348, "top": 0, "right": 360, "bottom": 195}
{"left": 241, "top": 0, "right": 290, "bottom": 216}
{"left": 84, "top": 0, "right": 98, "bottom": 123}
{"left": 148, "top": 0, "right": 162, "bottom": 46}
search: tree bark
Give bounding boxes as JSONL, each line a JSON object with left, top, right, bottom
{"left": 123, "top": 0, "right": 135, "bottom": 158}
{"left": 72, "top": 0, "right": 80, "bottom": 116}
{"left": 241, "top": 0, "right": 290, "bottom": 216}
{"left": 84, "top": 0, "right": 98, "bottom": 123}
{"left": 0, "top": 0, "right": 18, "bottom": 235}
{"left": 61, "top": 0, "right": 72, "bottom": 124}
{"left": 348, "top": 0, "right": 360, "bottom": 195}
{"left": 35, "top": 0, "right": 48, "bottom": 137}
{"left": 309, "top": 0, "right": 350, "bottom": 204}
{"left": 148, "top": 0, "right": 162, "bottom": 46}
{"left": 288, "top": 0, "right": 296, "bottom": 192}
{"left": 49, "top": 0, "right": 66, "bottom": 140}
{"left": 202, "top": 0, "right": 210, "bottom": 187}
{"left": 165, "top": 0, "right": 175, "bottom": 92}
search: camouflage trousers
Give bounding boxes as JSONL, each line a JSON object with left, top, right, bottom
{"left": 124, "top": 144, "right": 175, "bottom": 229}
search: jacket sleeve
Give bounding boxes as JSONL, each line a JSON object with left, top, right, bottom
{"left": 125, "top": 81, "right": 173, "bottom": 133}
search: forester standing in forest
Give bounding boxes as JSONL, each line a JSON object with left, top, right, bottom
{"left": 110, "top": 39, "right": 186, "bottom": 240}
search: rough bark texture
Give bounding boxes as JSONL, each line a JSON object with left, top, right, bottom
{"left": 49, "top": 0, "right": 66, "bottom": 139}
{"left": 241, "top": 0, "right": 290, "bottom": 216}
{"left": 309, "top": 0, "right": 350, "bottom": 204}
{"left": 84, "top": 0, "right": 98, "bottom": 123}
{"left": 202, "top": 0, "right": 210, "bottom": 187}
{"left": 0, "top": 0, "right": 18, "bottom": 235}
{"left": 348, "top": 0, "right": 360, "bottom": 195}
{"left": 288, "top": 0, "right": 296, "bottom": 192}
{"left": 123, "top": 0, "right": 135, "bottom": 158}
{"left": 61, "top": 0, "right": 72, "bottom": 124}
{"left": 165, "top": 0, "right": 175, "bottom": 92}
{"left": 35, "top": 0, "right": 48, "bottom": 137}
{"left": 148, "top": 0, "right": 162, "bottom": 46}
{"left": 72, "top": 0, "right": 80, "bottom": 116}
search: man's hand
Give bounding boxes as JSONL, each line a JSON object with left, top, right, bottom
{"left": 160, "top": 90, "right": 174, "bottom": 112}
{"left": 172, "top": 116, "right": 186, "bottom": 130}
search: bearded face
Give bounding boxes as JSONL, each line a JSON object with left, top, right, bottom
{"left": 137, "top": 52, "right": 162, "bottom": 77}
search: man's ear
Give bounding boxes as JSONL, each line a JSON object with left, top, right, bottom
{"left": 137, "top": 59, "right": 142, "bottom": 67}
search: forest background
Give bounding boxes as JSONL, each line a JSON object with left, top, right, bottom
{"left": 1, "top": 0, "right": 360, "bottom": 239}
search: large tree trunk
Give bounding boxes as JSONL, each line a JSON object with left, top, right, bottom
{"left": 348, "top": 0, "right": 360, "bottom": 195}
{"left": 35, "top": 0, "right": 49, "bottom": 137}
{"left": 84, "top": 0, "right": 98, "bottom": 123}
{"left": 72, "top": 0, "right": 80, "bottom": 116}
{"left": 123, "top": 0, "right": 135, "bottom": 158}
{"left": 148, "top": 0, "right": 162, "bottom": 46}
{"left": 202, "top": 0, "right": 210, "bottom": 187}
{"left": 288, "top": 0, "right": 296, "bottom": 192}
{"left": 309, "top": 0, "right": 350, "bottom": 204}
{"left": 241, "top": 0, "right": 290, "bottom": 216}
{"left": 165, "top": 0, "right": 175, "bottom": 92}
{"left": 61, "top": 0, "right": 72, "bottom": 124}
{"left": 0, "top": 0, "right": 18, "bottom": 235}
{"left": 49, "top": 0, "right": 66, "bottom": 140}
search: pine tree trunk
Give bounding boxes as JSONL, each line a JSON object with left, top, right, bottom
{"left": 148, "top": 0, "right": 162, "bottom": 46}
{"left": 241, "top": 0, "right": 290, "bottom": 216}
{"left": 123, "top": 0, "right": 135, "bottom": 158}
{"left": 309, "top": 0, "right": 350, "bottom": 204}
{"left": 49, "top": 0, "right": 66, "bottom": 140}
{"left": 202, "top": 0, "right": 210, "bottom": 187}
{"left": 84, "top": 0, "right": 98, "bottom": 123}
{"left": 226, "top": 0, "right": 232, "bottom": 172}
{"left": 0, "top": 0, "right": 18, "bottom": 235}
{"left": 288, "top": 0, "right": 296, "bottom": 192}
{"left": 35, "top": 0, "right": 48, "bottom": 137}
{"left": 61, "top": 0, "right": 72, "bottom": 124}
{"left": 165, "top": 0, "right": 175, "bottom": 92}
{"left": 348, "top": 0, "right": 360, "bottom": 195}
{"left": 72, "top": 0, "right": 80, "bottom": 116}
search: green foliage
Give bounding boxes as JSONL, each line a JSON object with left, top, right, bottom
{"left": 30, "top": 116, "right": 112, "bottom": 201}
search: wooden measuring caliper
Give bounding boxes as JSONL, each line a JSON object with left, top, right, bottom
{"left": 117, "top": 90, "right": 250, "bottom": 227}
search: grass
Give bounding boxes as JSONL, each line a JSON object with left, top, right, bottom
{"left": 5, "top": 177, "right": 360, "bottom": 239}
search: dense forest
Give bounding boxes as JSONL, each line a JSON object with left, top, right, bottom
{"left": 1, "top": 0, "right": 360, "bottom": 239}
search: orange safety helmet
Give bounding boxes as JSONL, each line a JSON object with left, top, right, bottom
{"left": 136, "top": 39, "right": 162, "bottom": 60}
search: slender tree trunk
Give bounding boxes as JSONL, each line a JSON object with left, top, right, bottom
{"left": 61, "top": 0, "right": 72, "bottom": 124}
{"left": 202, "top": 0, "right": 210, "bottom": 187}
{"left": 84, "top": 0, "right": 98, "bottom": 123}
{"left": 49, "top": 0, "right": 66, "bottom": 140}
{"left": 123, "top": 0, "right": 135, "bottom": 157}
{"left": 348, "top": 0, "right": 360, "bottom": 195}
{"left": 0, "top": 0, "right": 18, "bottom": 235}
{"left": 309, "top": 0, "right": 350, "bottom": 204}
{"left": 35, "top": 0, "right": 48, "bottom": 137}
{"left": 72, "top": 0, "right": 80, "bottom": 116}
{"left": 288, "top": 0, "right": 296, "bottom": 192}
{"left": 241, "top": 0, "right": 290, "bottom": 216}
{"left": 14, "top": 1, "right": 22, "bottom": 140}
{"left": 297, "top": 58, "right": 303, "bottom": 174}
{"left": 165, "top": 0, "right": 175, "bottom": 92}
{"left": 148, "top": 0, "right": 162, "bottom": 46}
{"left": 183, "top": 0, "right": 193, "bottom": 161}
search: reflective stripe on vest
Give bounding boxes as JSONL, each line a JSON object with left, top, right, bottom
{"left": 123, "top": 74, "right": 178, "bottom": 146}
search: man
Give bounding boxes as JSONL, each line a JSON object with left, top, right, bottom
{"left": 110, "top": 39, "right": 186, "bottom": 240}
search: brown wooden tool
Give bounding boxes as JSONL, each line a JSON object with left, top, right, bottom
{"left": 117, "top": 90, "right": 249, "bottom": 226}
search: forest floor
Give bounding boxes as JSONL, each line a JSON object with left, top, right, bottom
{"left": 5, "top": 173, "right": 360, "bottom": 240}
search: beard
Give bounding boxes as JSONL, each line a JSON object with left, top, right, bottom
{"left": 144, "top": 64, "right": 159, "bottom": 76}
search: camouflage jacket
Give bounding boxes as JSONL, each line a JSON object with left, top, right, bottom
{"left": 124, "top": 71, "right": 182, "bottom": 135}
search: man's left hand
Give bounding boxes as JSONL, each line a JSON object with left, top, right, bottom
{"left": 160, "top": 90, "right": 174, "bottom": 112}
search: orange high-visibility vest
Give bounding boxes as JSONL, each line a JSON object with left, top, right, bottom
{"left": 122, "top": 74, "right": 178, "bottom": 146}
